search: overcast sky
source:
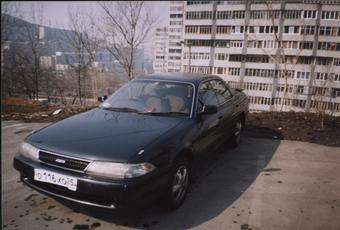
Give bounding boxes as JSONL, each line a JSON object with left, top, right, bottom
{"left": 9, "top": 1, "right": 169, "bottom": 28}
{"left": 4, "top": 1, "right": 169, "bottom": 47}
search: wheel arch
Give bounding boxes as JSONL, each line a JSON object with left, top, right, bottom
{"left": 172, "top": 148, "right": 194, "bottom": 167}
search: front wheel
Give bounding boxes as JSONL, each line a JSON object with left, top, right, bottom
{"left": 162, "top": 157, "right": 190, "bottom": 210}
{"left": 230, "top": 119, "right": 243, "bottom": 148}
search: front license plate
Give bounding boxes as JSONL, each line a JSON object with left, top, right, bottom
{"left": 34, "top": 169, "right": 78, "bottom": 191}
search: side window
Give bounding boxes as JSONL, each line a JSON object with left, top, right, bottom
{"left": 210, "top": 79, "right": 232, "bottom": 104}
{"left": 198, "top": 81, "right": 219, "bottom": 109}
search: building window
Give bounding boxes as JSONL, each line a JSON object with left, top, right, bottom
{"left": 284, "top": 10, "right": 301, "bottom": 19}
{"left": 250, "top": 10, "right": 281, "bottom": 19}
{"left": 184, "top": 52, "right": 210, "bottom": 60}
{"left": 216, "top": 67, "right": 223, "bottom": 74}
{"left": 232, "top": 26, "right": 244, "bottom": 34}
{"left": 200, "top": 11, "right": 213, "bottom": 19}
{"left": 319, "top": 26, "right": 331, "bottom": 36}
{"left": 200, "top": 25, "right": 212, "bottom": 34}
{"left": 334, "top": 74, "right": 340, "bottom": 82}
{"left": 332, "top": 89, "right": 340, "bottom": 98}
{"left": 301, "top": 26, "right": 315, "bottom": 35}
{"left": 187, "top": 39, "right": 213, "bottom": 47}
{"left": 248, "top": 40, "right": 260, "bottom": 48}
{"left": 282, "top": 41, "right": 298, "bottom": 49}
{"left": 263, "top": 40, "right": 278, "bottom": 49}
{"left": 168, "top": 49, "right": 182, "bottom": 53}
{"left": 216, "top": 26, "right": 232, "bottom": 34}
{"left": 318, "top": 42, "right": 340, "bottom": 51}
{"left": 292, "top": 99, "right": 306, "bottom": 108}
{"left": 187, "top": 1, "right": 212, "bottom": 5}
{"left": 214, "top": 40, "right": 230, "bottom": 48}
{"left": 316, "top": 72, "right": 328, "bottom": 81}
{"left": 170, "top": 14, "right": 183, "bottom": 18}
{"left": 302, "top": 10, "right": 317, "bottom": 19}
{"left": 321, "top": 11, "right": 339, "bottom": 20}
{"left": 296, "top": 71, "right": 310, "bottom": 80}
{"left": 297, "top": 56, "right": 314, "bottom": 64}
{"left": 316, "top": 57, "right": 332, "bottom": 65}
{"left": 256, "top": 26, "right": 278, "bottom": 34}
{"left": 243, "top": 82, "right": 272, "bottom": 91}
{"left": 334, "top": 58, "right": 340, "bottom": 66}
{"left": 245, "top": 68, "right": 277, "bottom": 78}
{"left": 297, "top": 85, "right": 304, "bottom": 94}
{"left": 230, "top": 40, "right": 243, "bottom": 48}
{"left": 185, "top": 66, "right": 211, "bottom": 74}
{"left": 284, "top": 26, "right": 299, "bottom": 34}
{"left": 300, "top": 41, "right": 314, "bottom": 49}
{"left": 170, "top": 6, "right": 183, "bottom": 11}
{"left": 170, "top": 21, "right": 183, "bottom": 25}
{"left": 214, "top": 53, "right": 228, "bottom": 60}
{"left": 228, "top": 67, "right": 240, "bottom": 76}
{"left": 216, "top": 11, "right": 245, "bottom": 19}
{"left": 185, "top": 26, "right": 199, "bottom": 33}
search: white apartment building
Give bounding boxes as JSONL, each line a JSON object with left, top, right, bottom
{"left": 182, "top": 0, "right": 340, "bottom": 115}
{"left": 153, "top": 27, "right": 168, "bottom": 73}
{"left": 168, "top": 1, "right": 185, "bottom": 72}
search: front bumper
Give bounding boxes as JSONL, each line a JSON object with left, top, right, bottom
{"left": 13, "top": 154, "right": 168, "bottom": 209}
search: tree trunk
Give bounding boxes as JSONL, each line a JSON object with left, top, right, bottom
{"left": 78, "top": 67, "right": 82, "bottom": 105}
{"left": 129, "top": 46, "right": 134, "bottom": 80}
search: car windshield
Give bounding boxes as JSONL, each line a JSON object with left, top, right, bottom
{"left": 100, "top": 80, "right": 194, "bottom": 117}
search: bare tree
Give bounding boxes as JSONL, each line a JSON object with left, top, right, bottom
{"left": 3, "top": 44, "right": 35, "bottom": 98}
{"left": 98, "top": 1, "right": 158, "bottom": 80}
{"left": 1, "top": 3, "right": 46, "bottom": 99}
{"left": 1, "top": 2, "right": 20, "bottom": 97}
{"left": 310, "top": 58, "right": 336, "bottom": 129}
{"left": 24, "top": 3, "right": 45, "bottom": 100}
{"left": 247, "top": 1, "right": 306, "bottom": 112}
{"left": 60, "top": 10, "right": 101, "bottom": 105}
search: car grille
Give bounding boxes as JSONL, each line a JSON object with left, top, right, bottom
{"left": 39, "top": 151, "right": 90, "bottom": 171}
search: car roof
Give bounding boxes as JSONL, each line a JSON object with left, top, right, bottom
{"left": 135, "top": 72, "right": 220, "bottom": 87}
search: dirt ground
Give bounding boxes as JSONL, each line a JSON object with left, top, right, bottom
{"left": 1, "top": 97, "right": 96, "bottom": 122}
{"left": 2, "top": 97, "right": 340, "bottom": 147}
{"left": 246, "top": 112, "right": 340, "bottom": 147}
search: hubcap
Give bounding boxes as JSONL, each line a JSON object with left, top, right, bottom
{"left": 172, "top": 166, "right": 189, "bottom": 202}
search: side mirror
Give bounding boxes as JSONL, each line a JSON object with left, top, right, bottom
{"left": 201, "top": 105, "right": 217, "bottom": 115}
{"left": 98, "top": 95, "right": 108, "bottom": 102}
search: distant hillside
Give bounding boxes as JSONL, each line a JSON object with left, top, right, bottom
{"left": 3, "top": 14, "right": 75, "bottom": 54}
{"left": 2, "top": 14, "right": 154, "bottom": 76}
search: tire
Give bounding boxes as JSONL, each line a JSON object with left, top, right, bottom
{"left": 162, "top": 157, "right": 190, "bottom": 210}
{"left": 230, "top": 118, "right": 243, "bottom": 148}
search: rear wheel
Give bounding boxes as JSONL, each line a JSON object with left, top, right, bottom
{"left": 162, "top": 157, "right": 190, "bottom": 210}
{"left": 230, "top": 119, "right": 243, "bottom": 147}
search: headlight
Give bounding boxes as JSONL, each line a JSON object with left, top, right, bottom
{"left": 85, "top": 161, "right": 156, "bottom": 179}
{"left": 19, "top": 142, "right": 39, "bottom": 161}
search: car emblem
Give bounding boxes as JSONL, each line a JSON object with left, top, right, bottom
{"left": 55, "top": 158, "right": 66, "bottom": 164}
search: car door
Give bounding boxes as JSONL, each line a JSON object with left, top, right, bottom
{"left": 197, "top": 80, "right": 223, "bottom": 154}
{"left": 210, "top": 79, "right": 235, "bottom": 141}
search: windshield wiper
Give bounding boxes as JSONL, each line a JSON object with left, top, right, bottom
{"left": 137, "top": 111, "right": 188, "bottom": 117}
{"left": 101, "top": 107, "right": 140, "bottom": 113}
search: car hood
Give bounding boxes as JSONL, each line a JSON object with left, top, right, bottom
{"left": 27, "top": 108, "right": 184, "bottom": 163}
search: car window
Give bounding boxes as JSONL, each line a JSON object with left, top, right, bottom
{"left": 198, "top": 81, "right": 219, "bottom": 107}
{"left": 210, "top": 79, "right": 232, "bottom": 104}
{"left": 101, "top": 80, "right": 193, "bottom": 116}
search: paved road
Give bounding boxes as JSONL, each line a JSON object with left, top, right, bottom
{"left": 2, "top": 121, "right": 340, "bottom": 230}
